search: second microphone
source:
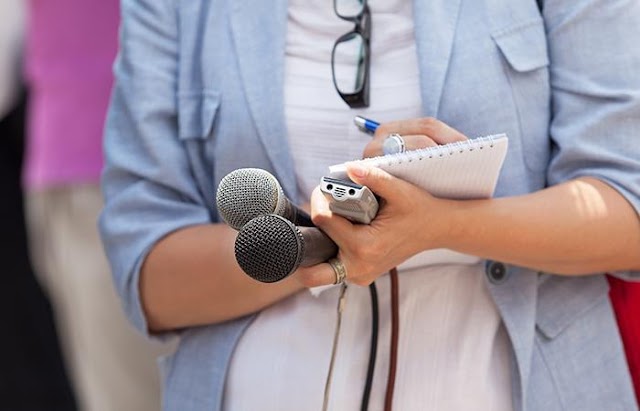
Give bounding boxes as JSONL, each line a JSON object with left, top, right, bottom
{"left": 234, "top": 214, "right": 338, "bottom": 283}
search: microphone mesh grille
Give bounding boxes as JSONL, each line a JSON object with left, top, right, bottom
{"left": 216, "top": 168, "right": 280, "bottom": 230}
{"left": 235, "top": 214, "right": 303, "bottom": 283}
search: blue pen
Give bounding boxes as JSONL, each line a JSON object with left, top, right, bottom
{"left": 353, "top": 115, "right": 380, "bottom": 135}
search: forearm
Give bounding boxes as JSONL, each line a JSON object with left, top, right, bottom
{"left": 444, "top": 177, "right": 640, "bottom": 274}
{"left": 140, "top": 223, "right": 304, "bottom": 332}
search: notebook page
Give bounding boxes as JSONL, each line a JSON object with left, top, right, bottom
{"left": 328, "top": 134, "right": 508, "bottom": 200}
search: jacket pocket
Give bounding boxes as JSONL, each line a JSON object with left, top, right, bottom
{"left": 491, "top": 18, "right": 551, "bottom": 173}
{"left": 177, "top": 90, "right": 221, "bottom": 140}
{"left": 492, "top": 18, "right": 549, "bottom": 72}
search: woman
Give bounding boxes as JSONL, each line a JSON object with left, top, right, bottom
{"left": 100, "top": 0, "right": 640, "bottom": 409}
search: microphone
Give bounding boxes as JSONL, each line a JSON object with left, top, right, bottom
{"left": 234, "top": 214, "right": 338, "bottom": 283}
{"left": 216, "top": 168, "right": 313, "bottom": 230}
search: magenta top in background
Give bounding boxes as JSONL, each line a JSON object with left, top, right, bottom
{"left": 23, "top": 0, "right": 120, "bottom": 189}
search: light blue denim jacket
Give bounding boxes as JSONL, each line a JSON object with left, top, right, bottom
{"left": 100, "top": 0, "right": 640, "bottom": 409}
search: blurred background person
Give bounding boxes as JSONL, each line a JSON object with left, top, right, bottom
{"left": 22, "top": 1, "right": 173, "bottom": 410}
{"left": 0, "top": 0, "right": 77, "bottom": 409}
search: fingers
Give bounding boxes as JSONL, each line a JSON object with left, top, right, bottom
{"left": 295, "top": 262, "right": 338, "bottom": 288}
{"left": 361, "top": 117, "right": 467, "bottom": 158}
{"left": 296, "top": 255, "right": 373, "bottom": 288}
{"left": 345, "top": 163, "right": 402, "bottom": 200}
{"left": 303, "top": 169, "right": 424, "bottom": 288}
{"left": 375, "top": 117, "right": 468, "bottom": 145}
{"left": 399, "top": 134, "right": 439, "bottom": 150}
{"left": 362, "top": 134, "right": 437, "bottom": 158}
{"left": 310, "top": 186, "right": 354, "bottom": 247}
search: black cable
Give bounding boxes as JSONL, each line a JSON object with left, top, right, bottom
{"left": 384, "top": 268, "right": 400, "bottom": 411}
{"left": 360, "top": 282, "right": 379, "bottom": 411}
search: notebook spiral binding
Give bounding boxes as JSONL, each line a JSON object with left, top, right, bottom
{"left": 327, "top": 133, "right": 507, "bottom": 180}
{"left": 381, "top": 134, "right": 498, "bottom": 166}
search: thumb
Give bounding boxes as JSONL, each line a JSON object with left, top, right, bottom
{"left": 346, "top": 163, "right": 400, "bottom": 199}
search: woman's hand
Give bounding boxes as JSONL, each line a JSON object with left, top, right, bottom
{"left": 363, "top": 117, "right": 467, "bottom": 158}
{"left": 295, "top": 164, "right": 456, "bottom": 287}
{"left": 293, "top": 117, "right": 468, "bottom": 288}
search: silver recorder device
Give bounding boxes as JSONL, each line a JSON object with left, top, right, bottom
{"left": 320, "top": 176, "right": 379, "bottom": 224}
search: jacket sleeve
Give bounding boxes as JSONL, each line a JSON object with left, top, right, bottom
{"left": 99, "top": 0, "right": 211, "bottom": 336}
{"left": 543, "top": 0, "right": 640, "bottom": 279}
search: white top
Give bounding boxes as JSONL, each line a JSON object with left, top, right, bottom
{"left": 0, "top": 0, "right": 24, "bottom": 119}
{"left": 224, "top": 1, "right": 513, "bottom": 410}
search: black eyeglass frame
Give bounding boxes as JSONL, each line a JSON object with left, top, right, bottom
{"left": 331, "top": 1, "right": 371, "bottom": 108}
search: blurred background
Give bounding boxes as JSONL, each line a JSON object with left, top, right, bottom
{"left": 1, "top": 1, "right": 172, "bottom": 410}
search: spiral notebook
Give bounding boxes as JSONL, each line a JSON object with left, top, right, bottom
{"left": 328, "top": 134, "right": 509, "bottom": 200}
{"left": 327, "top": 134, "right": 509, "bottom": 272}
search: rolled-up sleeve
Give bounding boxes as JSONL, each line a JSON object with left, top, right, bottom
{"left": 99, "top": 0, "right": 210, "bottom": 336}
{"left": 544, "top": 0, "right": 640, "bottom": 278}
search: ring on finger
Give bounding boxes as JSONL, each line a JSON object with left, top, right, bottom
{"left": 328, "top": 257, "right": 348, "bottom": 285}
{"left": 383, "top": 133, "right": 406, "bottom": 155}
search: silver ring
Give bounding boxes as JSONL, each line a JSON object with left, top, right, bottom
{"left": 383, "top": 133, "right": 406, "bottom": 155}
{"left": 328, "top": 258, "right": 347, "bottom": 285}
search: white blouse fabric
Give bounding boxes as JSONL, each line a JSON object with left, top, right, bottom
{"left": 224, "top": 1, "right": 513, "bottom": 410}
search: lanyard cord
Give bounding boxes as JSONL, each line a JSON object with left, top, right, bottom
{"left": 384, "top": 268, "right": 400, "bottom": 411}
{"left": 322, "top": 268, "right": 399, "bottom": 411}
{"left": 322, "top": 283, "right": 348, "bottom": 411}
{"left": 360, "top": 282, "right": 380, "bottom": 410}
{"left": 364, "top": 269, "right": 400, "bottom": 411}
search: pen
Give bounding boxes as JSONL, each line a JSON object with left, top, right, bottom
{"left": 353, "top": 115, "right": 380, "bottom": 135}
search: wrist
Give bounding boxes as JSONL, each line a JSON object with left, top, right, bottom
{"left": 421, "top": 197, "right": 467, "bottom": 251}
{"left": 437, "top": 196, "right": 477, "bottom": 252}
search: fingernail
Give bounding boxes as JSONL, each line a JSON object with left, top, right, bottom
{"left": 347, "top": 163, "right": 368, "bottom": 179}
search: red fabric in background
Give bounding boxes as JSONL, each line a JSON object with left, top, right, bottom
{"left": 608, "top": 275, "right": 640, "bottom": 404}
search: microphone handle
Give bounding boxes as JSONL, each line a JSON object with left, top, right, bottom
{"left": 292, "top": 207, "right": 313, "bottom": 227}
{"left": 298, "top": 226, "right": 339, "bottom": 267}
{"left": 282, "top": 199, "right": 314, "bottom": 227}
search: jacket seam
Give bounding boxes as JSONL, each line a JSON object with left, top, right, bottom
{"left": 534, "top": 336, "right": 567, "bottom": 410}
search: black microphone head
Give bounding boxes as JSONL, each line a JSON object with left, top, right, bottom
{"left": 234, "top": 214, "right": 304, "bottom": 283}
{"left": 216, "top": 168, "right": 286, "bottom": 230}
